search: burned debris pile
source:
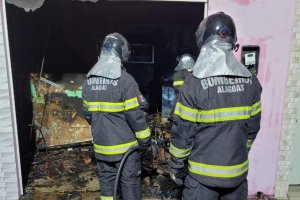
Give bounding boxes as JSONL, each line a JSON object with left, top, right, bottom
{"left": 21, "top": 146, "right": 99, "bottom": 200}
{"left": 22, "top": 105, "right": 182, "bottom": 199}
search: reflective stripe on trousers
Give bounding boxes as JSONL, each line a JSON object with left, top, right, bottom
{"left": 174, "top": 100, "right": 261, "bottom": 123}
{"left": 94, "top": 140, "right": 138, "bottom": 155}
{"left": 188, "top": 159, "right": 249, "bottom": 178}
{"left": 100, "top": 195, "right": 113, "bottom": 200}
{"left": 83, "top": 97, "right": 139, "bottom": 112}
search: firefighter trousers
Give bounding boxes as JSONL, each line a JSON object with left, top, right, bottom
{"left": 182, "top": 175, "right": 248, "bottom": 200}
{"left": 97, "top": 151, "right": 141, "bottom": 200}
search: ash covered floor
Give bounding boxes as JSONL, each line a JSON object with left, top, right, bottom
{"left": 20, "top": 114, "right": 182, "bottom": 200}
{"left": 20, "top": 146, "right": 181, "bottom": 200}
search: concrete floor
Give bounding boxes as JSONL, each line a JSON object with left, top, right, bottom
{"left": 288, "top": 185, "right": 300, "bottom": 200}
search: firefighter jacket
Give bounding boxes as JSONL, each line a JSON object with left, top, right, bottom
{"left": 170, "top": 69, "right": 191, "bottom": 126}
{"left": 82, "top": 71, "right": 151, "bottom": 162}
{"left": 169, "top": 73, "right": 262, "bottom": 188}
{"left": 173, "top": 69, "right": 190, "bottom": 92}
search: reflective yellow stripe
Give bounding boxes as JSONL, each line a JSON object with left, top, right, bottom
{"left": 199, "top": 106, "right": 252, "bottom": 115}
{"left": 124, "top": 97, "right": 139, "bottom": 111}
{"left": 94, "top": 140, "right": 138, "bottom": 155}
{"left": 175, "top": 101, "right": 261, "bottom": 123}
{"left": 84, "top": 100, "right": 125, "bottom": 112}
{"left": 173, "top": 80, "right": 184, "bottom": 86}
{"left": 83, "top": 100, "right": 88, "bottom": 107}
{"left": 85, "top": 101, "right": 123, "bottom": 106}
{"left": 100, "top": 195, "right": 113, "bottom": 200}
{"left": 174, "top": 102, "right": 198, "bottom": 122}
{"left": 135, "top": 127, "right": 151, "bottom": 139}
{"left": 251, "top": 107, "right": 261, "bottom": 116}
{"left": 197, "top": 106, "right": 252, "bottom": 123}
{"left": 251, "top": 100, "right": 262, "bottom": 116}
{"left": 188, "top": 160, "right": 248, "bottom": 178}
{"left": 83, "top": 97, "right": 143, "bottom": 112}
{"left": 197, "top": 100, "right": 261, "bottom": 123}
{"left": 169, "top": 143, "right": 192, "bottom": 158}
{"left": 197, "top": 110, "right": 251, "bottom": 123}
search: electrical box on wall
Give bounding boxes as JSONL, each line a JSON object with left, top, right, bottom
{"left": 241, "top": 46, "right": 260, "bottom": 76}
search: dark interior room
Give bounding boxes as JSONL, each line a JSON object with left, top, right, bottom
{"left": 6, "top": 0, "right": 204, "bottom": 188}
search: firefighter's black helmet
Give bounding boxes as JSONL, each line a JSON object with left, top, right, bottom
{"left": 102, "top": 33, "right": 131, "bottom": 62}
{"left": 195, "top": 12, "right": 237, "bottom": 50}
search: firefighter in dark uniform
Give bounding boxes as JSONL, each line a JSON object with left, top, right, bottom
{"left": 173, "top": 54, "right": 195, "bottom": 94}
{"left": 170, "top": 54, "right": 195, "bottom": 123}
{"left": 169, "top": 12, "right": 262, "bottom": 200}
{"left": 82, "top": 33, "right": 150, "bottom": 200}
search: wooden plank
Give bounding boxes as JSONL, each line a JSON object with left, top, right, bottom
{"left": 30, "top": 73, "right": 92, "bottom": 147}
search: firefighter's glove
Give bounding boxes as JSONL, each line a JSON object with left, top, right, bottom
{"left": 138, "top": 139, "right": 151, "bottom": 152}
{"left": 169, "top": 168, "right": 184, "bottom": 186}
{"left": 169, "top": 157, "right": 186, "bottom": 186}
{"left": 247, "top": 134, "right": 256, "bottom": 152}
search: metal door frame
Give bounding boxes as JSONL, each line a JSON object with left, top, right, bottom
{"left": 0, "top": 1, "right": 23, "bottom": 196}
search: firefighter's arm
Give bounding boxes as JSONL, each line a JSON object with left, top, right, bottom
{"left": 124, "top": 79, "right": 151, "bottom": 147}
{"left": 82, "top": 82, "right": 92, "bottom": 125}
{"left": 173, "top": 71, "right": 185, "bottom": 91}
{"left": 169, "top": 77, "right": 197, "bottom": 169}
{"left": 137, "top": 92, "right": 149, "bottom": 112}
{"left": 247, "top": 79, "right": 262, "bottom": 149}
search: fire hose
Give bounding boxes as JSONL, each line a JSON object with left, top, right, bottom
{"left": 113, "top": 143, "right": 139, "bottom": 200}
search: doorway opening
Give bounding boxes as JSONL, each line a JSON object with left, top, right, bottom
{"left": 6, "top": 0, "right": 205, "bottom": 196}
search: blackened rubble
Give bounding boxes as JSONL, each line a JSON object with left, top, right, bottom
{"left": 21, "top": 114, "right": 182, "bottom": 200}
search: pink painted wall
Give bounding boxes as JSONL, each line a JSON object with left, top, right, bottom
{"left": 208, "top": 0, "right": 296, "bottom": 195}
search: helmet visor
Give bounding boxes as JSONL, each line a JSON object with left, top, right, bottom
{"left": 113, "top": 33, "right": 131, "bottom": 62}
{"left": 103, "top": 33, "right": 131, "bottom": 62}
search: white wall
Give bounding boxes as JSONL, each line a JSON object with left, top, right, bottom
{"left": 0, "top": 1, "right": 22, "bottom": 199}
{"left": 277, "top": 0, "right": 300, "bottom": 198}
{"left": 289, "top": 91, "right": 300, "bottom": 185}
